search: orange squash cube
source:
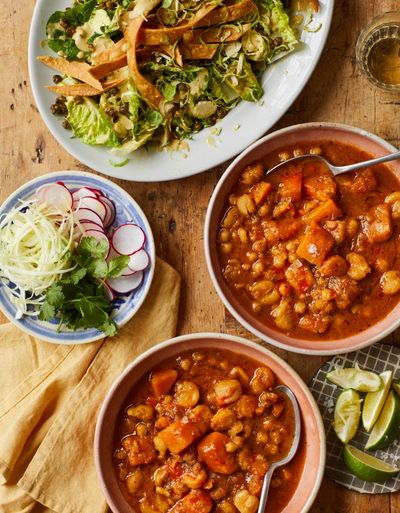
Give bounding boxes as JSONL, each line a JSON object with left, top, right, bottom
{"left": 297, "top": 223, "right": 334, "bottom": 265}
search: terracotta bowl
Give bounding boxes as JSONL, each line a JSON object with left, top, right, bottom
{"left": 94, "top": 333, "right": 326, "bottom": 513}
{"left": 204, "top": 122, "right": 400, "bottom": 355}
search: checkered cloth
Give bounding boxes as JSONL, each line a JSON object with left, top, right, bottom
{"left": 309, "top": 343, "right": 400, "bottom": 494}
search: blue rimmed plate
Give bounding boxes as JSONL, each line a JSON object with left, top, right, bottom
{"left": 0, "top": 171, "right": 155, "bottom": 344}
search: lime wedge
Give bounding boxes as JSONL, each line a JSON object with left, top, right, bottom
{"left": 343, "top": 445, "right": 400, "bottom": 482}
{"left": 365, "top": 391, "right": 400, "bottom": 450}
{"left": 334, "top": 389, "right": 361, "bottom": 443}
{"left": 393, "top": 382, "right": 400, "bottom": 397}
{"left": 327, "top": 366, "right": 381, "bottom": 392}
{"left": 362, "top": 370, "right": 392, "bottom": 432}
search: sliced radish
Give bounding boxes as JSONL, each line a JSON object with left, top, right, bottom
{"left": 128, "top": 249, "right": 149, "bottom": 272}
{"left": 37, "top": 183, "right": 73, "bottom": 211}
{"left": 74, "top": 207, "right": 104, "bottom": 226}
{"left": 79, "top": 221, "right": 106, "bottom": 233}
{"left": 112, "top": 224, "right": 145, "bottom": 255}
{"left": 98, "top": 196, "right": 116, "bottom": 227}
{"left": 72, "top": 187, "right": 98, "bottom": 202}
{"left": 76, "top": 197, "right": 107, "bottom": 221}
{"left": 121, "top": 266, "right": 137, "bottom": 276}
{"left": 81, "top": 229, "right": 110, "bottom": 255}
{"left": 107, "top": 271, "right": 143, "bottom": 294}
{"left": 86, "top": 187, "right": 103, "bottom": 196}
{"left": 102, "top": 282, "right": 116, "bottom": 302}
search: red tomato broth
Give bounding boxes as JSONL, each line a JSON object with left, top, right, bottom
{"left": 217, "top": 140, "right": 400, "bottom": 340}
{"left": 113, "top": 349, "right": 305, "bottom": 513}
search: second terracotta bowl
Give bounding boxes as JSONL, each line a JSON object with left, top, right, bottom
{"left": 94, "top": 333, "right": 325, "bottom": 513}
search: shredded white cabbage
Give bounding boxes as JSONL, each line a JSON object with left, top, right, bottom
{"left": 0, "top": 199, "right": 76, "bottom": 318}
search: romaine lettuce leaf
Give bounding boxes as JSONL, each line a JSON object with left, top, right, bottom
{"left": 66, "top": 98, "right": 121, "bottom": 147}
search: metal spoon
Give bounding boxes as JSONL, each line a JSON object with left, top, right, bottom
{"left": 265, "top": 149, "right": 400, "bottom": 177}
{"left": 257, "top": 385, "right": 301, "bottom": 513}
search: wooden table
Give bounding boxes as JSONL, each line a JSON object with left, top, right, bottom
{"left": 1, "top": 0, "right": 400, "bottom": 511}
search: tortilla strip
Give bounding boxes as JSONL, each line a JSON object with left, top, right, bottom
{"left": 91, "top": 39, "right": 127, "bottom": 65}
{"left": 183, "top": 23, "right": 250, "bottom": 44}
{"left": 47, "top": 78, "right": 126, "bottom": 96}
{"left": 139, "top": 3, "right": 218, "bottom": 45}
{"left": 181, "top": 43, "right": 218, "bottom": 59}
{"left": 197, "top": 0, "right": 257, "bottom": 27}
{"left": 38, "top": 56, "right": 103, "bottom": 90}
{"left": 90, "top": 55, "right": 128, "bottom": 80}
{"left": 123, "top": 16, "right": 165, "bottom": 111}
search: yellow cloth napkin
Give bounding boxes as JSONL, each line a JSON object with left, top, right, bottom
{"left": 0, "top": 258, "right": 180, "bottom": 513}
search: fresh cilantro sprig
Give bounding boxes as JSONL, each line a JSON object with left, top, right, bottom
{"left": 39, "top": 237, "right": 129, "bottom": 337}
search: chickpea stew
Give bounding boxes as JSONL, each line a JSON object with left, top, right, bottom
{"left": 217, "top": 141, "right": 400, "bottom": 340}
{"left": 113, "top": 349, "right": 304, "bottom": 513}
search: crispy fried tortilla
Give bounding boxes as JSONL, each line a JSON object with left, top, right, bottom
{"left": 123, "top": 17, "right": 165, "bottom": 111}
{"left": 90, "top": 56, "right": 128, "bottom": 80}
{"left": 182, "top": 24, "right": 250, "bottom": 44}
{"left": 198, "top": 0, "right": 257, "bottom": 26}
{"left": 181, "top": 43, "right": 218, "bottom": 59}
{"left": 47, "top": 78, "right": 126, "bottom": 96}
{"left": 38, "top": 56, "right": 103, "bottom": 90}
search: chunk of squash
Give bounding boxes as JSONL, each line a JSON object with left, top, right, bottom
{"left": 251, "top": 181, "right": 272, "bottom": 205}
{"left": 297, "top": 223, "right": 334, "bottom": 266}
{"left": 304, "top": 199, "right": 341, "bottom": 225}
{"left": 158, "top": 421, "right": 206, "bottom": 454}
{"left": 279, "top": 167, "right": 303, "bottom": 202}
{"left": 151, "top": 369, "right": 178, "bottom": 398}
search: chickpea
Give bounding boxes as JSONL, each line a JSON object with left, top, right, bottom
{"left": 180, "top": 358, "right": 192, "bottom": 371}
{"left": 126, "top": 469, "right": 144, "bottom": 494}
{"left": 216, "top": 501, "right": 237, "bottom": 513}
{"left": 258, "top": 391, "right": 279, "bottom": 409}
{"left": 211, "top": 408, "right": 237, "bottom": 431}
{"left": 375, "top": 257, "right": 389, "bottom": 273}
{"left": 271, "top": 299, "right": 292, "bottom": 330}
{"left": 384, "top": 192, "right": 400, "bottom": 205}
{"left": 346, "top": 218, "right": 359, "bottom": 238}
{"left": 127, "top": 404, "right": 154, "bottom": 421}
{"left": 136, "top": 423, "right": 147, "bottom": 437}
{"left": 233, "top": 489, "right": 259, "bottom": 513}
{"left": 250, "top": 366, "right": 275, "bottom": 394}
{"left": 293, "top": 148, "right": 304, "bottom": 157}
{"left": 346, "top": 253, "right": 371, "bottom": 281}
{"left": 309, "top": 146, "right": 322, "bottom": 155}
{"left": 252, "top": 259, "right": 265, "bottom": 276}
{"left": 232, "top": 435, "right": 245, "bottom": 448}
{"left": 267, "top": 443, "right": 279, "bottom": 455}
{"left": 380, "top": 270, "right": 400, "bottom": 295}
{"left": 215, "top": 379, "right": 242, "bottom": 405}
{"left": 249, "top": 279, "right": 274, "bottom": 300}
{"left": 247, "top": 251, "right": 258, "bottom": 263}
{"left": 252, "top": 301, "right": 262, "bottom": 313}
{"left": 225, "top": 441, "right": 239, "bottom": 452}
{"left": 294, "top": 301, "right": 306, "bottom": 314}
{"left": 222, "top": 207, "right": 239, "bottom": 229}
{"left": 258, "top": 204, "right": 271, "bottom": 218}
{"left": 220, "top": 242, "right": 232, "bottom": 254}
{"left": 272, "top": 402, "right": 285, "bottom": 418}
{"left": 240, "top": 163, "right": 264, "bottom": 185}
{"left": 392, "top": 200, "right": 400, "bottom": 220}
{"left": 153, "top": 466, "right": 169, "bottom": 487}
{"left": 154, "top": 435, "right": 167, "bottom": 457}
{"left": 238, "top": 227, "right": 248, "bottom": 243}
{"left": 114, "top": 449, "right": 125, "bottom": 460}
{"left": 256, "top": 431, "right": 269, "bottom": 444}
{"left": 237, "top": 194, "right": 256, "bottom": 216}
{"left": 236, "top": 395, "right": 257, "bottom": 418}
{"left": 252, "top": 238, "right": 267, "bottom": 253}
{"left": 278, "top": 151, "right": 291, "bottom": 161}
{"left": 182, "top": 464, "right": 208, "bottom": 489}
{"left": 278, "top": 282, "right": 292, "bottom": 296}
{"left": 174, "top": 381, "right": 200, "bottom": 408}
{"left": 230, "top": 366, "right": 250, "bottom": 385}
{"left": 218, "top": 228, "right": 231, "bottom": 243}
{"left": 229, "top": 421, "right": 244, "bottom": 437}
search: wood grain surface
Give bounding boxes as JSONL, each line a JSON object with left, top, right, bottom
{"left": 1, "top": 0, "right": 400, "bottom": 511}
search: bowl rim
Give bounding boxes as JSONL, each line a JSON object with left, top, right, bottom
{"left": 204, "top": 122, "right": 400, "bottom": 355}
{"left": 0, "top": 170, "right": 155, "bottom": 344}
{"left": 94, "top": 332, "right": 326, "bottom": 513}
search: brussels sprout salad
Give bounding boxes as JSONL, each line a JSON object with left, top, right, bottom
{"left": 40, "top": 0, "right": 318, "bottom": 155}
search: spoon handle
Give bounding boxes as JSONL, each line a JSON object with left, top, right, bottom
{"left": 335, "top": 149, "right": 400, "bottom": 175}
{"left": 257, "top": 465, "right": 275, "bottom": 513}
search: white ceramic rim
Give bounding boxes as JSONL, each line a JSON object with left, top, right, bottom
{"left": 28, "top": 0, "right": 334, "bottom": 182}
{"left": 94, "top": 332, "right": 326, "bottom": 513}
{"left": 0, "top": 170, "right": 156, "bottom": 344}
{"left": 204, "top": 122, "right": 400, "bottom": 355}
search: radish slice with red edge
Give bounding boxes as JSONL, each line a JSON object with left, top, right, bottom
{"left": 37, "top": 183, "right": 73, "bottom": 211}
{"left": 74, "top": 207, "right": 104, "bottom": 226}
{"left": 107, "top": 271, "right": 143, "bottom": 294}
{"left": 128, "top": 249, "right": 149, "bottom": 272}
{"left": 102, "top": 282, "right": 116, "bottom": 302}
{"left": 98, "top": 196, "right": 116, "bottom": 227}
{"left": 78, "top": 221, "right": 106, "bottom": 233}
{"left": 77, "top": 197, "right": 107, "bottom": 221}
{"left": 72, "top": 187, "right": 98, "bottom": 202}
{"left": 112, "top": 224, "right": 145, "bottom": 255}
